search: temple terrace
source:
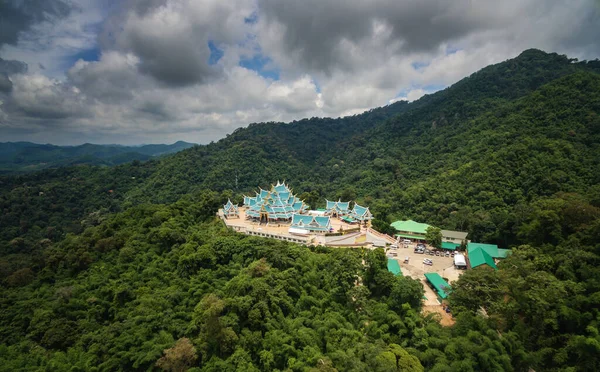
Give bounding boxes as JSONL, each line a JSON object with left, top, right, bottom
{"left": 218, "top": 181, "right": 383, "bottom": 247}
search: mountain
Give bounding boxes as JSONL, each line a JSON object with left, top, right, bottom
{"left": 1, "top": 49, "right": 599, "bottom": 371}
{"left": 124, "top": 50, "right": 600, "bottom": 244}
{"left": 0, "top": 140, "right": 196, "bottom": 174}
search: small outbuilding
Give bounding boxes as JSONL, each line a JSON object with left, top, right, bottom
{"left": 453, "top": 254, "right": 467, "bottom": 269}
{"left": 387, "top": 259, "right": 402, "bottom": 276}
{"left": 424, "top": 272, "right": 452, "bottom": 301}
{"left": 468, "top": 247, "right": 497, "bottom": 270}
{"left": 466, "top": 242, "right": 511, "bottom": 270}
{"left": 441, "top": 229, "right": 468, "bottom": 245}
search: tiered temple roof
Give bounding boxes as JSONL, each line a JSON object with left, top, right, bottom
{"left": 244, "top": 181, "right": 308, "bottom": 221}
{"left": 290, "top": 214, "right": 332, "bottom": 232}
{"left": 325, "top": 199, "right": 351, "bottom": 216}
{"left": 349, "top": 203, "right": 373, "bottom": 222}
{"left": 223, "top": 199, "right": 239, "bottom": 218}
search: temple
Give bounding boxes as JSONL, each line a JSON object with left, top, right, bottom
{"left": 325, "top": 199, "right": 351, "bottom": 217}
{"left": 222, "top": 199, "right": 239, "bottom": 218}
{"left": 242, "top": 181, "right": 308, "bottom": 223}
{"left": 289, "top": 214, "right": 332, "bottom": 234}
{"left": 347, "top": 203, "right": 373, "bottom": 224}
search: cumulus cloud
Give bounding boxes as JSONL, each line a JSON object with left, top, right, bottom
{"left": 0, "top": 0, "right": 599, "bottom": 144}
{"left": 10, "top": 73, "right": 89, "bottom": 119}
{"left": 0, "top": 0, "right": 70, "bottom": 47}
{"left": 102, "top": 0, "right": 255, "bottom": 86}
{"left": 0, "top": 57, "right": 28, "bottom": 92}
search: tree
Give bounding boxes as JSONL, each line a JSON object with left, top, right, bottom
{"left": 389, "top": 276, "right": 424, "bottom": 311}
{"left": 372, "top": 218, "right": 397, "bottom": 237}
{"left": 425, "top": 226, "right": 442, "bottom": 249}
{"left": 156, "top": 338, "right": 198, "bottom": 372}
{"left": 363, "top": 248, "right": 388, "bottom": 293}
{"left": 449, "top": 268, "right": 503, "bottom": 314}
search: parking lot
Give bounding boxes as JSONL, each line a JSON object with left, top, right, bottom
{"left": 387, "top": 242, "right": 463, "bottom": 286}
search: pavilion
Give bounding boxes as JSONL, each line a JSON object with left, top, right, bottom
{"left": 289, "top": 214, "right": 332, "bottom": 234}
{"left": 222, "top": 199, "right": 239, "bottom": 218}
{"left": 348, "top": 203, "right": 373, "bottom": 225}
{"left": 325, "top": 199, "right": 351, "bottom": 217}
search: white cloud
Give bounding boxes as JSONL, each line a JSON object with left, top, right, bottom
{"left": 0, "top": 0, "right": 598, "bottom": 144}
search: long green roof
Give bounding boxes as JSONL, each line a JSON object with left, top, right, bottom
{"left": 496, "top": 249, "right": 511, "bottom": 258}
{"left": 395, "top": 233, "right": 426, "bottom": 240}
{"left": 424, "top": 272, "right": 451, "bottom": 299}
{"left": 390, "top": 220, "right": 431, "bottom": 234}
{"left": 387, "top": 259, "right": 402, "bottom": 276}
{"left": 441, "top": 242, "right": 460, "bottom": 250}
{"left": 468, "top": 247, "right": 497, "bottom": 270}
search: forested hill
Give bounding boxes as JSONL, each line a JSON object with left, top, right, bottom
{"left": 125, "top": 49, "right": 600, "bottom": 243}
{"left": 2, "top": 49, "right": 599, "bottom": 251}
{"left": 1, "top": 49, "right": 600, "bottom": 371}
{"left": 0, "top": 140, "right": 195, "bottom": 174}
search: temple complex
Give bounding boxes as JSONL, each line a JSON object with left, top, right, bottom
{"left": 218, "top": 181, "right": 385, "bottom": 246}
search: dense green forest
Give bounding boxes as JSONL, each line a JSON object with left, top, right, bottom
{"left": 0, "top": 141, "right": 195, "bottom": 174}
{"left": 1, "top": 49, "right": 599, "bottom": 370}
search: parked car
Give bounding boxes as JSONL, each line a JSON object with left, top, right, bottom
{"left": 435, "top": 251, "right": 440, "bottom": 256}
{"left": 445, "top": 251, "right": 450, "bottom": 257}
{"left": 414, "top": 247, "right": 424, "bottom": 254}
{"left": 390, "top": 244, "right": 398, "bottom": 249}
{"left": 404, "top": 257, "right": 410, "bottom": 264}
{"left": 402, "top": 239, "right": 411, "bottom": 244}
{"left": 423, "top": 258, "right": 433, "bottom": 266}
{"left": 429, "top": 250, "right": 435, "bottom": 255}
{"left": 417, "top": 243, "right": 426, "bottom": 249}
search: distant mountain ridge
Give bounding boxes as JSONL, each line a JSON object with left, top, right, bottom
{"left": 0, "top": 140, "right": 195, "bottom": 174}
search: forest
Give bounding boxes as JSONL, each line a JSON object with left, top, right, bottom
{"left": 0, "top": 141, "right": 195, "bottom": 174}
{"left": 0, "top": 49, "right": 599, "bottom": 371}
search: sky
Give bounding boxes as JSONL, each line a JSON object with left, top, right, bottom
{"left": 0, "top": 0, "right": 599, "bottom": 145}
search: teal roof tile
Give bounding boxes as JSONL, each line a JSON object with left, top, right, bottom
{"left": 468, "top": 248, "right": 497, "bottom": 270}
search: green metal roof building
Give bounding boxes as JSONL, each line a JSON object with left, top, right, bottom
{"left": 441, "top": 242, "right": 460, "bottom": 250}
{"left": 390, "top": 220, "right": 430, "bottom": 240}
{"left": 387, "top": 259, "right": 402, "bottom": 276}
{"left": 467, "top": 243, "right": 510, "bottom": 269}
{"left": 468, "top": 247, "right": 498, "bottom": 270}
{"left": 424, "top": 272, "right": 452, "bottom": 300}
